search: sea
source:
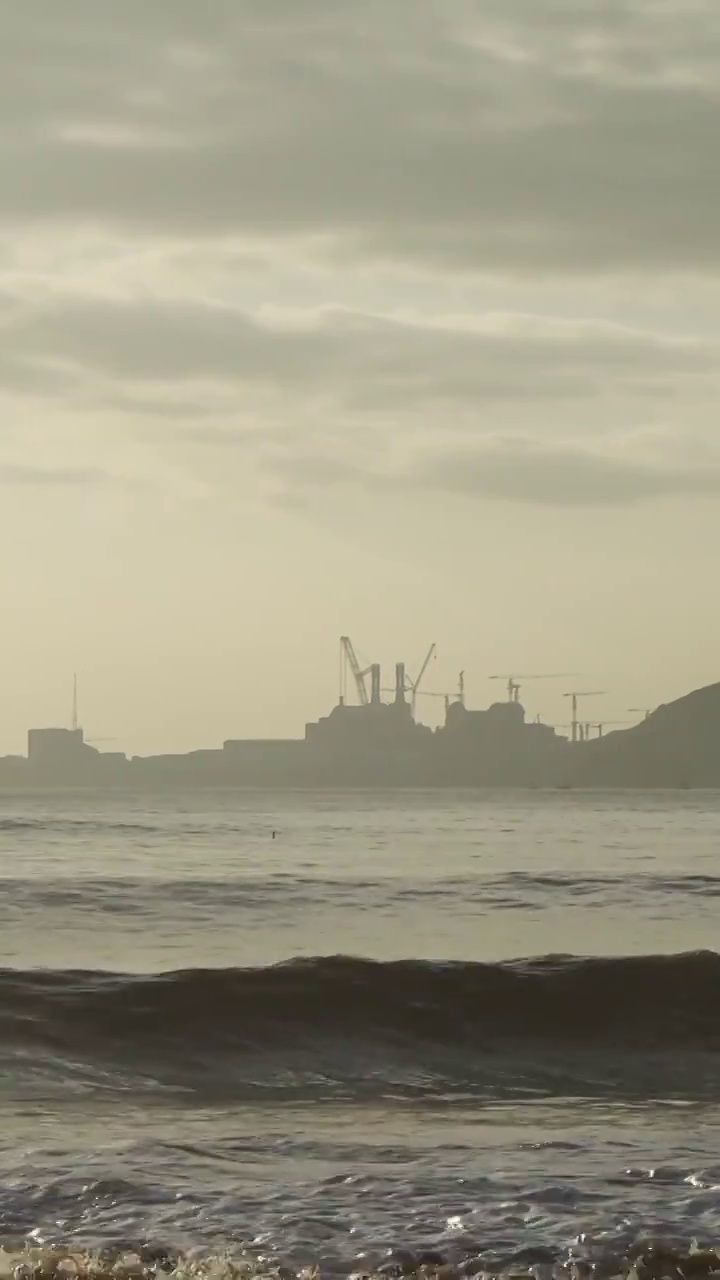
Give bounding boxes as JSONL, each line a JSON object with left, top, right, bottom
{"left": 1, "top": 788, "right": 720, "bottom": 1280}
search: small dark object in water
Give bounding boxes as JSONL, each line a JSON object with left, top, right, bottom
{"left": 138, "top": 1246, "right": 179, "bottom": 1270}
{"left": 379, "top": 1250, "right": 419, "bottom": 1276}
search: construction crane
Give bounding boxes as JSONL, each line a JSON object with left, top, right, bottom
{"left": 68, "top": 675, "right": 117, "bottom": 746}
{"left": 490, "top": 673, "right": 578, "bottom": 704}
{"left": 629, "top": 707, "right": 652, "bottom": 721}
{"left": 413, "top": 672, "right": 466, "bottom": 717}
{"left": 408, "top": 643, "right": 436, "bottom": 718}
{"left": 415, "top": 690, "right": 453, "bottom": 715}
{"left": 563, "top": 690, "right": 605, "bottom": 744}
{"left": 581, "top": 720, "right": 629, "bottom": 741}
{"left": 70, "top": 675, "right": 79, "bottom": 737}
{"left": 339, "top": 636, "right": 379, "bottom": 706}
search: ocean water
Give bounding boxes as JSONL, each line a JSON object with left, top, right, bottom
{"left": 1, "top": 788, "right": 720, "bottom": 1280}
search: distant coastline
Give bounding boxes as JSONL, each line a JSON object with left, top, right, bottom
{"left": 3, "top": 679, "right": 720, "bottom": 790}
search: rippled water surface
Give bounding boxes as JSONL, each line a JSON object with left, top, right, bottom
{"left": 1, "top": 788, "right": 720, "bottom": 1275}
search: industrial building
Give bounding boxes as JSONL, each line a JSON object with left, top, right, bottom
{"left": 27, "top": 726, "right": 126, "bottom": 781}
{"left": 3, "top": 637, "right": 581, "bottom": 788}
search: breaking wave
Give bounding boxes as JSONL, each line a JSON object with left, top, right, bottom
{"left": 1, "top": 952, "right": 719, "bottom": 1101}
{"left": 5, "top": 1242, "right": 720, "bottom": 1280}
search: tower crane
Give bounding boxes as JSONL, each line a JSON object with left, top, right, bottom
{"left": 408, "top": 643, "right": 436, "bottom": 718}
{"left": 413, "top": 672, "right": 466, "bottom": 717}
{"left": 629, "top": 708, "right": 652, "bottom": 721}
{"left": 588, "top": 720, "right": 630, "bottom": 739}
{"left": 573, "top": 719, "right": 628, "bottom": 741}
{"left": 563, "top": 690, "right": 605, "bottom": 744}
{"left": 490, "top": 673, "right": 578, "bottom": 704}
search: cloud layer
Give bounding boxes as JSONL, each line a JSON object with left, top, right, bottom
{"left": 2, "top": 0, "right": 719, "bottom": 509}
{"left": 3, "top": 1, "right": 720, "bottom": 273}
{"left": 3, "top": 291, "right": 719, "bottom": 505}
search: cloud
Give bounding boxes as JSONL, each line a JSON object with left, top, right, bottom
{"left": 0, "top": 464, "right": 110, "bottom": 486}
{"left": 403, "top": 441, "right": 720, "bottom": 506}
{"left": 2, "top": 1, "right": 719, "bottom": 274}
{"left": 3, "top": 291, "right": 719, "bottom": 508}
{"left": 3, "top": 296, "right": 714, "bottom": 408}
{"left": 267, "top": 438, "right": 720, "bottom": 507}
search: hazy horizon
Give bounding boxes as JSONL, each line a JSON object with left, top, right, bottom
{"left": 2, "top": 1, "right": 719, "bottom": 757}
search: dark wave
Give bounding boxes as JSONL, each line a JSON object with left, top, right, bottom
{"left": 2, "top": 950, "right": 719, "bottom": 1047}
{"left": 0, "top": 952, "right": 712, "bottom": 1090}
{"left": 0, "top": 817, "right": 165, "bottom": 834}
{"left": 6, "top": 871, "right": 720, "bottom": 918}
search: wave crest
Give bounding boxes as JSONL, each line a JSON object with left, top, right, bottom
{"left": 1, "top": 953, "right": 718, "bottom": 1099}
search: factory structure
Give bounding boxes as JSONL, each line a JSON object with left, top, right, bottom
{"left": 3, "top": 637, "right": 581, "bottom": 788}
{"left": 7, "top": 640, "right": 720, "bottom": 789}
{"left": 1, "top": 637, "right": 636, "bottom": 789}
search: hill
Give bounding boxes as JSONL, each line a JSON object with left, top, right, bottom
{"left": 567, "top": 682, "right": 720, "bottom": 787}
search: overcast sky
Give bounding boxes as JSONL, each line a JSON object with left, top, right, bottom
{"left": 2, "top": 0, "right": 719, "bottom": 754}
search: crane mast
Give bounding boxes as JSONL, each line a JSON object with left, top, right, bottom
{"left": 339, "top": 636, "right": 370, "bottom": 706}
{"left": 489, "top": 673, "right": 578, "bottom": 704}
{"left": 71, "top": 673, "right": 79, "bottom": 733}
{"left": 563, "top": 690, "right": 606, "bottom": 744}
{"left": 409, "top": 643, "right": 436, "bottom": 718}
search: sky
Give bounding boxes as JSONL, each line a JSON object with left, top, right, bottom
{"left": 2, "top": 0, "right": 720, "bottom": 756}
